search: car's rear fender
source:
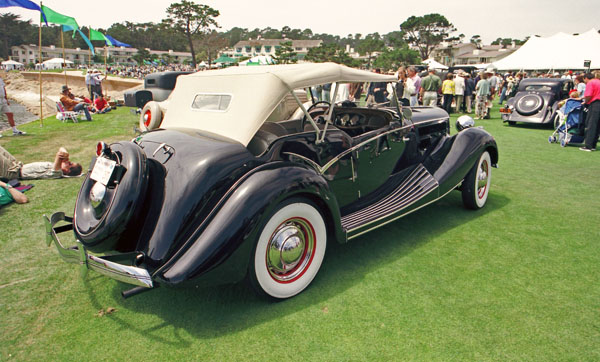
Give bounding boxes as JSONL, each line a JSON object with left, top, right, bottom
{"left": 429, "top": 127, "right": 498, "bottom": 193}
{"left": 154, "top": 163, "right": 344, "bottom": 285}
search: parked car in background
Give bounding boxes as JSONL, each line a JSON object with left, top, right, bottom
{"left": 500, "top": 78, "right": 573, "bottom": 127}
{"left": 45, "top": 63, "right": 498, "bottom": 300}
{"left": 124, "top": 71, "right": 191, "bottom": 109}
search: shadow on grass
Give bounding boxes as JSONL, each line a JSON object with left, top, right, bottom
{"left": 501, "top": 122, "right": 554, "bottom": 130}
{"left": 84, "top": 191, "right": 509, "bottom": 346}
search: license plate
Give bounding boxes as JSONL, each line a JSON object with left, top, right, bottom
{"left": 499, "top": 108, "right": 512, "bottom": 114}
{"left": 90, "top": 157, "right": 117, "bottom": 186}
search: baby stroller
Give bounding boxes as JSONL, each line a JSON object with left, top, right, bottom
{"left": 548, "top": 99, "right": 585, "bottom": 147}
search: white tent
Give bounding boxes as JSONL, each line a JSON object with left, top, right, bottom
{"left": 38, "top": 58, "right": 74, "bottom": 70}
{"left": 492, "top": 29, "right": 600, "bottom": 70}
{"left": 1, "top": 60, "right": 24, "bottom": 70}
{"left": 423, "top": 58, "right": 448, "bottom": 70}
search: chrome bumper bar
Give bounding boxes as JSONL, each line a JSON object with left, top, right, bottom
{"left": 43, "top": 212, "right": 153, "bottom": 288}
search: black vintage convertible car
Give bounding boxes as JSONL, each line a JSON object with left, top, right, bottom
{"left": 500, "top": 78, "right": 573, "bottom": 127}
{"left": 45, "top": 63, "right": 498, "bottom": 300}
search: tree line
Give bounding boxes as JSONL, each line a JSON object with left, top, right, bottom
{"left": 0, "top": 2, "right": 529, "bottom": 70}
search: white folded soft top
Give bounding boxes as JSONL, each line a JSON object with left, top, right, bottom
{"left": 161, "top": 63, "right": 396, "bottom": 146}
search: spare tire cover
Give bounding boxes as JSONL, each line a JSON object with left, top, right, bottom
{"left": 139, "top": 101, "right": 163, "bottom": 132}
{"left": 74, "top": 142, "right": 149, "bottom": 253}
{"left": 515, "top": 94, "right": 544, "bottom": 116}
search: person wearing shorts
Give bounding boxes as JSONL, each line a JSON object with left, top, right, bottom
{"left": 0, "top": 74, "right": 26, "bottom": 137}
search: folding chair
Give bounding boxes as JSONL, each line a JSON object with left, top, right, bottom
{"left": 56, "top": 102, "right": 82, "bottom": 123}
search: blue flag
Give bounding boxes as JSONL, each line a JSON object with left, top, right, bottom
{"left": 63, "top": 24, "right": 94, "bottom": 56}
{"left": 105, "top": 35, "right": 131, "bottom": 48}
{"left": 0, "top": 0, "right": 47, "bottom": 23}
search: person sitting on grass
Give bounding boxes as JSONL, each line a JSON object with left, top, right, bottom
{"left": 0, "top": 179, "right": 28, "bottom": 206}
{"left": 93, "top": 94, "right": 111, "bottom": 114}
{"left": 59, "top": 85, "right": 92, "bottom": 121}
{"left": 0, "top": 145, "right": 82, "bottom": 180}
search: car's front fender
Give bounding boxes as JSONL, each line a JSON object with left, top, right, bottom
{"left": 430, "top": 127, "right": 498, "bottom": 193}
{"left": 154, "top": 163, "right": 344, "bottom": 285}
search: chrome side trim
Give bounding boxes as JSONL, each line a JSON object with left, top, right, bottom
{"left": 283, "top": 152, "right": 326, "bottom": 174}
{"left": 43, "top": 212, "right": 153, "bottom": 288}
{"left": 347, "top": 182, "right": 461, "bottom": 240}
{"left": 342, "top": 164, "right": 438, "bottom": 231}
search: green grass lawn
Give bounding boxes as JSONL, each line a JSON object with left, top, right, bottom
{"left": 1, "top": 103, "right": 599, "bottom": 361}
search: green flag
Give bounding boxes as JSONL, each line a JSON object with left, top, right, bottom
{"left": 40, "top": 5, "right": 78, "bottom": 29}
{"left": 89, "top": 28, "right": 113, "bottom": 46}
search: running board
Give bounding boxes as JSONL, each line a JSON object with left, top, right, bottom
{"left": 341, "top": 164, "right": 439, "bottom": 237}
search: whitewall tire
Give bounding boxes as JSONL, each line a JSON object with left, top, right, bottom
{"left": 250, "top": 199, "right": 327, "bottom": 299}
{"left": 462, "top": 151, "right": 491, "bottom": 210}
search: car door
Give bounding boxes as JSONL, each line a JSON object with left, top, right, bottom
{"left": 353, "top": 122, "right": 409, "bottom": 198}
{"left": 282, "top": 128, "right": 359, "bottom": 208}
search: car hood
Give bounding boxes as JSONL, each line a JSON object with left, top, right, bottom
{"left": 135, "top": 129, "right": 258, "bottom": 268}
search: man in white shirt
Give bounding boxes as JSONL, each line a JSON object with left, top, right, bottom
{"left": 0, "top": 145, "right": 82, "bottom": 180}
{"left": 0, "top": 74, "right": 26, "bottom": 137}
{"left": 407, "top": 66, "right": 421, "bottom": 106}
{"left": 85, "top": 69, "right": 93, "bottom": 99}
{"left": 454, "top": 72, "right": 465, "bottom": 113}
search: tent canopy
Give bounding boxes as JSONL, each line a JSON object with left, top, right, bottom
{"left": 492, "top": 29, "right": 600, "bottom": 70}
{"left": 423, "top": 58, "right": 448, "bottom": 70}
{"left": 39, "top": 57, "right": 74, "bottom": 70}
{"left": 1, "top": 59, "right": 24, "bottom": 70}
{"left": 214, "top": 55, "right": 236, "bottom": 64}
{"left": 2, "top": 60, "right": 23, "bottom": 65}
{"left": 43, "top": 57, "right": 73, "bottom": 64}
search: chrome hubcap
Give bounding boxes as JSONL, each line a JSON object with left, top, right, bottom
{"left": 267, "top": 218, "right": 315, "bottom": 283}
{"left": 90, "top": 181, "right": 107, "bottom": 208}
{"left": 477, "top": 160, "right": 489, "bottom": 199}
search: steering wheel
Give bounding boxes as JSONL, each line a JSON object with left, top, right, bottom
{"left": 301, "top": 101, "right": 331, "bottom": 131}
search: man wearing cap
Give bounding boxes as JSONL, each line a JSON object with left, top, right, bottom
{"left": 420, "top": 68, "right": 441, "bottom": 107}
{"left": 60, "top": 85, "right": 92, "bottom": 121}
{"left": 0, "top": 73, "right": 26, "bottom": 137}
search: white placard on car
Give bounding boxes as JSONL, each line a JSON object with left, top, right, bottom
{"left": 90, "top": 157, "right": 117, "bottom": 186}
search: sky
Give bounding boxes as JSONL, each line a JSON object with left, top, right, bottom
{"left": 3, "top": 0, "right": 599, "bottom": 44}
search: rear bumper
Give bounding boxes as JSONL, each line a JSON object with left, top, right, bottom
{"left": 43, "top": 212, "right": 153, "bottom": 288}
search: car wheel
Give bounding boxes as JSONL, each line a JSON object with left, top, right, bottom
{"left": 507, "top": 121, "right": 516, "bottom": 126}
{"left": 249, "top": 199, "right": 327, "bottom": 299}
{"left": 462, "top": 151, "right": 491, "bottom": 210}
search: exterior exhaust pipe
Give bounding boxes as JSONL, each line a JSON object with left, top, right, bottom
{"left": 121, "top": 285, "right": 157, "bottom": 299}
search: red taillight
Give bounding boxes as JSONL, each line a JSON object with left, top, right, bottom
{"left": 143, "top": 110, "right": 152, "bottom": 127}
{"left": 96, "top": 142, "right": 107, "bottom": 156}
